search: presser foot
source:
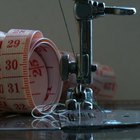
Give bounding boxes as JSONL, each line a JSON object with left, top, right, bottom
{"left": 65, "top": 86, "right": 94, "bottom": 110}
{"left": 64, "top": 86, "right": 99, "bottom": 122}
{"left": 65, "top": 99, "right": 93, "bottom": 110}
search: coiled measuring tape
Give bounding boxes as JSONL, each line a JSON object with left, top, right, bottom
{"left": 0, "top": 29, "right": 63, "bottom": 113}
{"left": 0, "top": 29, "right": 116, "bottom": 113}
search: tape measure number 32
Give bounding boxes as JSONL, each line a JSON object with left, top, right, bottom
{"left": 0, "top": 29, "right": 63, "bottom": 113}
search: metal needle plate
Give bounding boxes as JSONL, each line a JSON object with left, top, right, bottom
{"left": 0, "top": 109, "right": 140, "bottom": 131}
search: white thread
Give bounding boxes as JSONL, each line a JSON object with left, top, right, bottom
{"left": 31, "top": 103, "right": 67, "bottom": 119}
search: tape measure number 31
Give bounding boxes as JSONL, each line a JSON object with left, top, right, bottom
{"left": 0, "top": 29, "right": 63, "bottom": 113}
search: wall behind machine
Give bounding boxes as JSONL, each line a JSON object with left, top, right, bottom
{"left": 0, "top": 0, "right": 139, "bottom": 100}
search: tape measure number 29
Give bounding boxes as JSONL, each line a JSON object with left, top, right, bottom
{"left": 0, "top": 29, "right": 63, "bottom": 113}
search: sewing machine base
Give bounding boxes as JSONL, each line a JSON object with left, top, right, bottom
{"left": 0, "top": 109, "right": 140, "bottom": 131}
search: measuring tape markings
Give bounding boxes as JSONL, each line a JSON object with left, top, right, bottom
{"left": 0, "top": 29, "right": 39, "bottom": 112}
{"left": 0, "top": 29, "right": 63, "bottom": 113}
{"left": 36, "top": 38, "right": 63, "bottom": 101}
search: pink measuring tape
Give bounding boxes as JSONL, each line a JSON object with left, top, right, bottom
{"left": 0, "top": 29, "right": 117, "bottom": 113}
{"left": 0, "top": 29, "right": 63, "bottom": 113}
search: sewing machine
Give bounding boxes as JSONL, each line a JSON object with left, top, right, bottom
{"left": 60, "top": 0, "right": 136, "bottom": 110}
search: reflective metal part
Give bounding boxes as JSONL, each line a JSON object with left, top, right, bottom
{"left": 65, "top": 85, "right": 94, "bottom": 110}
{"left": 61, "top": 0, "right": 136, "bottom": 111}
{"left": 105, "top": 6, "right": 136, "bottom": 15}
{"left": 61, "top": 109, "right": 140, "bottom": 132}
{"left": 60, "top": 54, "right": 77, "bottom": 81}
{"left": 0, "top": 109, "right": 140, "bottom": 130}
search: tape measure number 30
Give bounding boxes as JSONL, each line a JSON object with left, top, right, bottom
{"left": 0, "top": 29, "right": 63, "bottom": 113}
